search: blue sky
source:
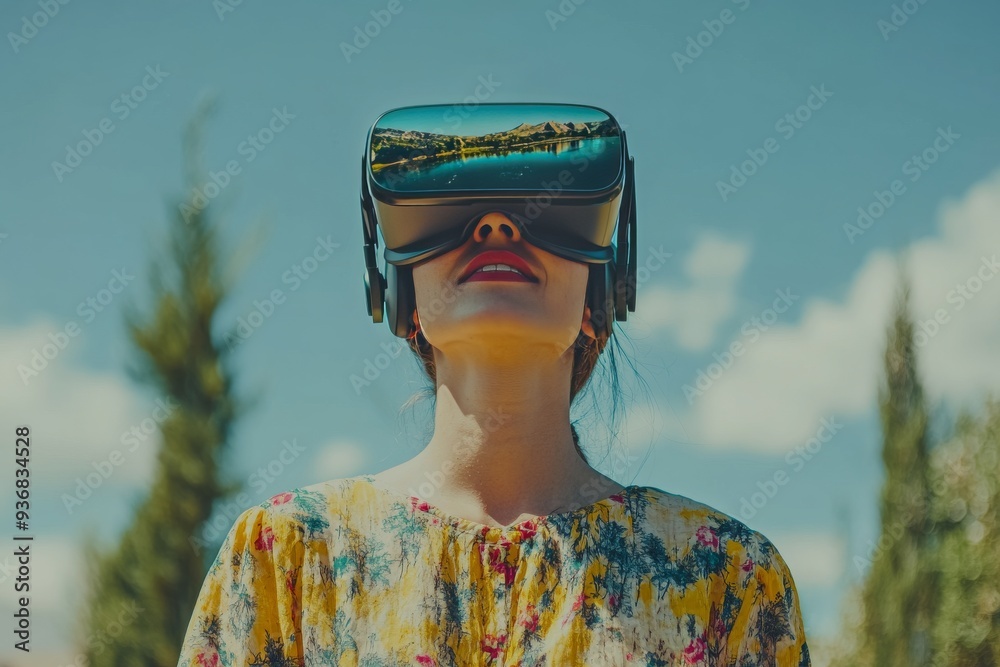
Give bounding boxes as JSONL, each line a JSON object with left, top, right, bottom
{"left": 374, "top": 103, "right": 612, "bottom": 135}
{"left": 2, "top": 0, "right": 999, "bottom": 661}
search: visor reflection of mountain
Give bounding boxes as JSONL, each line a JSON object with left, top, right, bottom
{"left": 369, "top": 119, "right": 618, "bottom": 173}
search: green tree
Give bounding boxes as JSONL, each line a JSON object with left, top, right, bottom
{"left": 863, "top": 274, "right": 937, "bottom": 665}
{"left": 852, "top": 272, "right": 938, "bottom": 666}
{"left": 927, "top": 396, "right": 1000, "bottom": 665}
{"left": 827, "top": 272, "right": 1000, "bottom": 667}
{"left": 75, "top": 99, "right": 250, "bottom": 666}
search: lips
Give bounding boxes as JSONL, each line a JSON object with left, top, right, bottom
{"left": 459, "top": 250, "right": 538, "bottom": 283}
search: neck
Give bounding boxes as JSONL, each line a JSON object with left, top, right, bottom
{"left": 409, "top": 341, "right": 601, "bottom": 516}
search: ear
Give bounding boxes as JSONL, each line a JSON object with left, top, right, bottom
{"left": 581, "top": 304, "right": 597, "bottom": 340}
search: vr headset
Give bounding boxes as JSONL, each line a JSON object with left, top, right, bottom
{"left": 360, "top": 102, "right": 637, "bottom": 340}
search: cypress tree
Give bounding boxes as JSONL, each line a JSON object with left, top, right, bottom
{"left": 856, "top": 271, "right": 937, "bottom": 666}
{"left": 75, "top": 99, "right": 249, "bottom": 666}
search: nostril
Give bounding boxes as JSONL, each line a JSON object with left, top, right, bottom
{"left": 473, "top": 213, "right": 521, "bottom": 242}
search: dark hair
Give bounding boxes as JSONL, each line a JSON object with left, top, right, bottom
{"left": 401, "top": 268, "right": 639, "bottom": 468}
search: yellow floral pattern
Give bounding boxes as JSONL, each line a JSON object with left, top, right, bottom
{"left": 178, "top": 474, "right": 810, "bottom": 666}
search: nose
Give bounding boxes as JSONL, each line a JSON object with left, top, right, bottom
{"left": 471, "top": 212, "right": 523, "bottom": 245}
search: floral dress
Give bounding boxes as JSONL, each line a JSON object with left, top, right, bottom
{"left": 178, "top": 474, "right": 811, "bottom": 666}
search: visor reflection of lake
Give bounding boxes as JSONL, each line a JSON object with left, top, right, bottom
{"left": 377, "top": 137, "right": 620, "bottom": 192}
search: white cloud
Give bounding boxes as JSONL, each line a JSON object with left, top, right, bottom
{"left": 0, "top": 320, "right": 158, "bottom": 488}
{"left": 663, "top": 168, "right": 1000, "bottom": 453}
{"left": 313, "top": 438, "right": 370, "bottom": 480}
{"left": 903, "top": 174, "right": 1000, "bottom": 403}
{"left": 631, "top": 232, "right": 751, "bottom": 352}
{"left": 684, "top": 233, "right": 752, "bottom": 283}
{"left": 0, "top": 534, "right": 86, "bottom": 654}
{"left": 768, "top": 531, "right": 846, "bottom": 589}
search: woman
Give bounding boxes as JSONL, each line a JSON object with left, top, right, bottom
{"left": 178, "top": 210, "right": 810, "bottom": 666}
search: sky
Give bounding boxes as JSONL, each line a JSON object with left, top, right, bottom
{"left": 375, "top": 103, "right": 612, "bottom": 135}
{"left": 1, "top": 0, "right": 999, "bottom": 661}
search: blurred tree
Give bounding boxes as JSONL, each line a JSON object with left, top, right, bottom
{"left": 828, "top": 268, "right": 1000, "bottom": 667}
{"left": 927, "top": 396, "right": 1000, "bottom": 665}
{"left": 833, "top": 272, "right": 939, "bottom": 667}
{"left": 859, "top": 275, "right": 938, "bottom": 666}
{"left": 820, "top": 582, "right": 868, "bottom": 666}
{"left": 74, "top": 98, "right": 255, "bottom": 666}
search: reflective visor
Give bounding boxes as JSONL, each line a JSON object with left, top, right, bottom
{"left": 366, "top": 103, "right": 624, "bottom": 198}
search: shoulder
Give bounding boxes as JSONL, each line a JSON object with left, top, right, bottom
{"left": 632, "top": 486, "right": 807, "bottom": 648}
{"left": 240, "top": 476, "right": 377, "bottom": 539}
{"left": 631, "top": 485, "right": 792, "bottom": 580}
{"left": 216, "top": 477, "right": 356, "bottom": 557}
{"left": 634, "top": 489, "right": 810, "bottom": 659}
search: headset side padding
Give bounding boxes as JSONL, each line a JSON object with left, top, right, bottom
{"left": 384, "top": 262, "right": 416, "bottom": 339}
